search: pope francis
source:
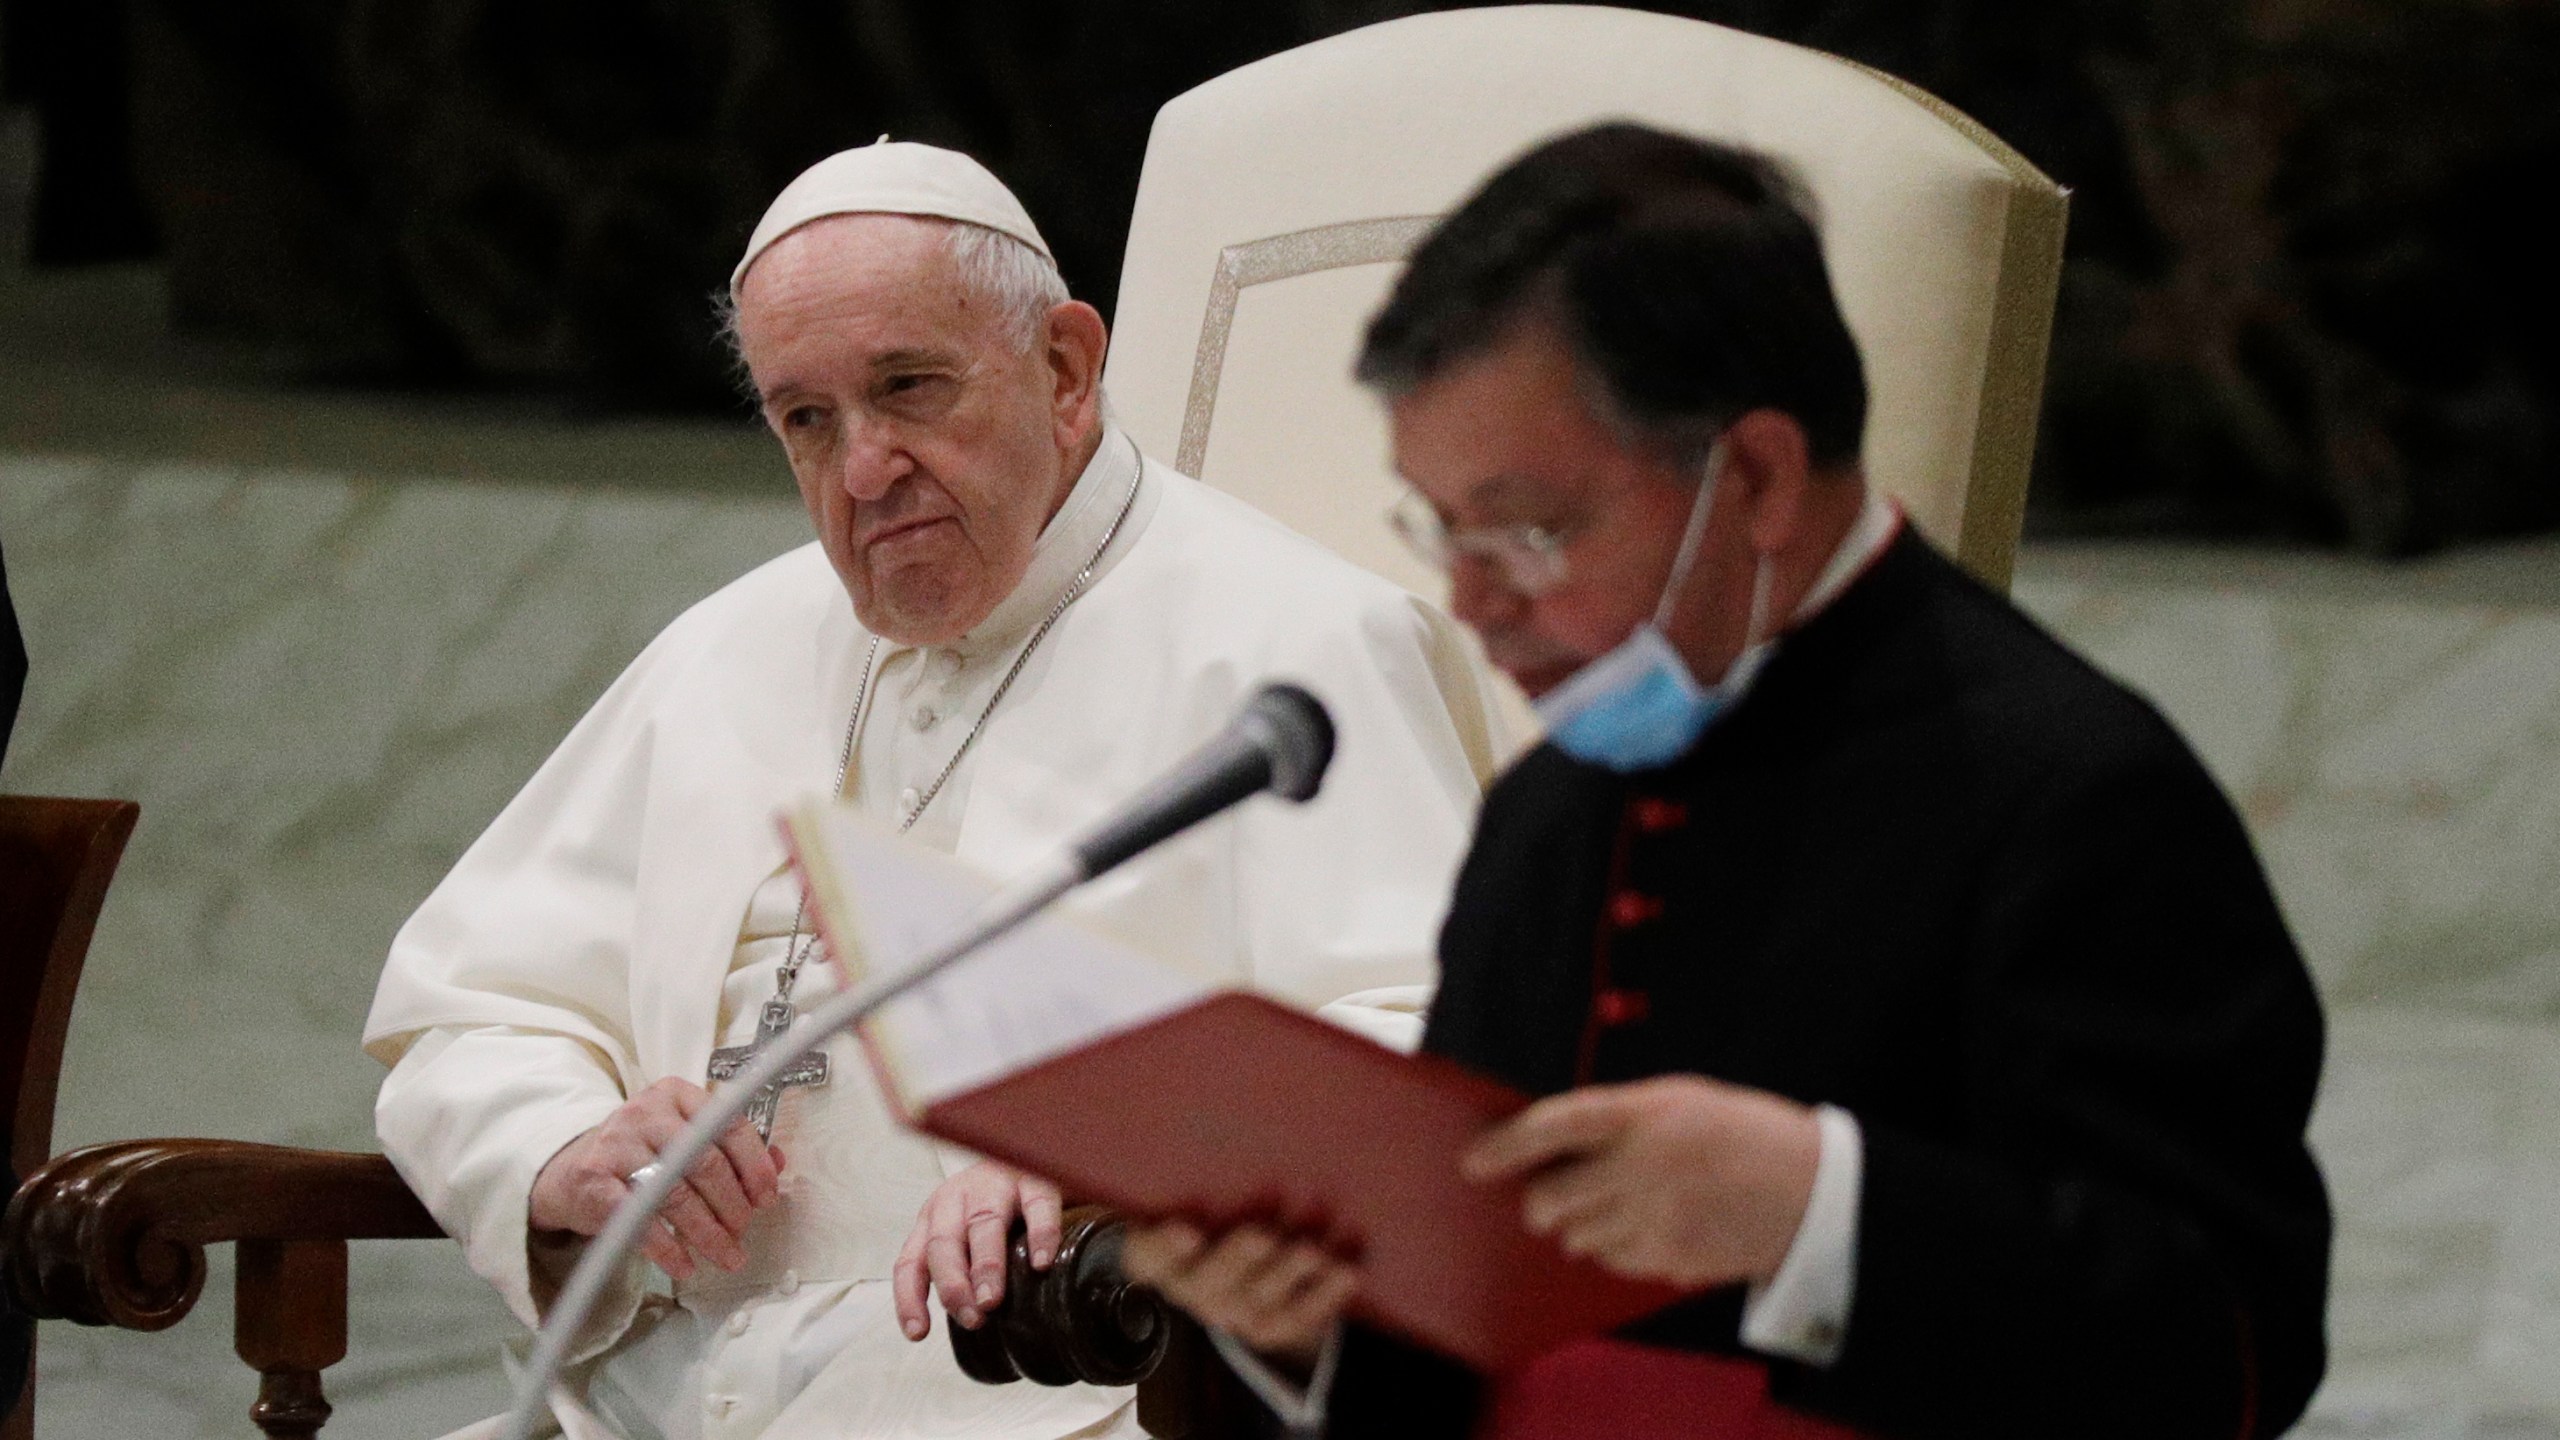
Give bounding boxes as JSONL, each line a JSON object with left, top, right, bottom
{"left": 365, "top": 142, "right": 1504, "bottom": 1440}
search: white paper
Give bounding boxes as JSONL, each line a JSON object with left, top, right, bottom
{"left": 783, "top": 799, "right": 1216, "bottom": 1114}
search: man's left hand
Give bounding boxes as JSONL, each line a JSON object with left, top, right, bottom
{"left": 892, "top": 1160, "right": 1062, "bottom": 1339}
{"left": 1462, "top": 1074, "right": 1821, "bottom": 1289}
{"left": 1121, "top": 1219, "right": 1356, "bottom": 1371}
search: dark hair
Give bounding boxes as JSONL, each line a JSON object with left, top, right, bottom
{"left": 1357, "top": 122, "right": 1868, "bottom": 470}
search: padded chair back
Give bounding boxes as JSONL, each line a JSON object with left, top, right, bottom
{"left": 0, "top": 795, "right": 139, "bottom": 1440}
{"left": 1103, "top": 3, "right": 2067, "bottom": 603}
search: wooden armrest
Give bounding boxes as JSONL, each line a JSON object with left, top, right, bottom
{"left": 946, "top": 1204, "right": 1170, "bottom": 1388}
{"left": 948, "top": 1206, "right": 1256, "bottom": 1439}
{"left": 5, "top": 1139, "right": 438, "bottom": 1331}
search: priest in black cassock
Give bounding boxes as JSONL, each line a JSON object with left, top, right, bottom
{"left": 1122, "top": 123, "right": 2331, "bottom": 1440}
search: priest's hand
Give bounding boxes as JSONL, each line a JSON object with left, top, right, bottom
{"left": 893, "top": 1160, "right": 1062, "bottom": 1339}
{"left": 527, "top": 1078, "right": 786, "bottom": 1283}
{"left": 1120, "top": 1220, "right": 1357, "bottom": 1373}
{"left": 1462, "top": 1074, "right": 1819, "bottom": 1289}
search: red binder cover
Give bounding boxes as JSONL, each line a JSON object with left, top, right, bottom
{"left": 909, "top": 989, "right": 1685, "bottom": 1372}
{"left": 1478, "top": 1339, "right": 1875, "bottom": 1440}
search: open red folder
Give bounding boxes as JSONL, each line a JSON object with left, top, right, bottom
{"left": 925, "top": 989, "right": 1685, "bottom": 1371}
{"left": 781, "top": 802, "right": 1683, "bottom": 1372}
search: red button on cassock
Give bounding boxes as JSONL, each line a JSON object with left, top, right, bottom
{"left": 1631, "top": 797, "right": 1689, "bottom": 832}
{"left": 1608, "top": 891, "right": 1664, "bottom": 928}
{"left": 1593, "top": 988, "right": 1651, "bottom": 1025}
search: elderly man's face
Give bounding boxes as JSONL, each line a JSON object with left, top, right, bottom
{"left": 1389, "top": 318, "right": 1751, "bottom": 699}
{"left": 734, "top": 215, "right": 1098, "bottom": 646}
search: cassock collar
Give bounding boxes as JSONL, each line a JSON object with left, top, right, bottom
{"left": 1726, "top": 514, "right": 1972, "bottom": 748}
{"left": 1787, "top": 487, "right": 1902, "bottom": 632}
{"left": 936, "top": 424, "right": 1144, "bottom": 663}
{"left": 1659, "top": 488, "right": 1899, "bottom": 763}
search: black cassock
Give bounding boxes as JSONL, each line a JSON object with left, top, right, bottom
{"left": 1322, "top": 530, "right": 2331, "bottom": 1440}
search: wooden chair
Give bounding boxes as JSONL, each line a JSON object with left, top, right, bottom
{"left": 960, "top": 0, "right": 2068, "bottom": 1422}
{"left": 0, "top": 795, "right": 441, "bottom": 1440}
{"left": 3, "top": 793, "right": 138, "bottom": 1440}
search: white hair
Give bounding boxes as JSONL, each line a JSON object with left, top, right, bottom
{"left": 716, "top": 217, "right": 1068, "bottom": 392}
{"left": 942, "top": 221, "right": 1070, "bottom": 353}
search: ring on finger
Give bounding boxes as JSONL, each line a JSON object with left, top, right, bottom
{"left": 625, "top": 1161, "right": 667, "bottom": 1190}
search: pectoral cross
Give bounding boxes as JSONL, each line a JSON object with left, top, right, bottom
{"left": 707, "top": 998, "right": 831, "bottom": 1141}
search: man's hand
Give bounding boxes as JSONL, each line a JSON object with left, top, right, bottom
{"left": 527, "top": 1077, "right": 785, "bottom": 1283}
{"left": 1462, "top": 1074, "right": 1820, "bottom": 1289}
{"left": 1120, "top": 1220, "right": 1358, "bottom": 1372}
{"left": 892, "top": 1161, "right": 1062, "bottom": 1339}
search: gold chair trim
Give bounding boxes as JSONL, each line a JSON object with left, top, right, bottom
{"left": 1176, "top": 215, "right": 1439, "bottom": 476}
{"left": 1850, "top": 63, "right": 2072, "bottom": 593}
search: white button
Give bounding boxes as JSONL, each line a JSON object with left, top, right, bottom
{"left": 896, "top": 786, "right": 921, "bottom": 817}
{"left": 910, "top": 705, "right": 939, "bottom": 731}
{"left": 934, "top": 650, "right": 964, "bottom": 676}
{"left": 729, "top": 1307, "right": 752, "bottom": 1335}
{"left": 779, "top": 1269, "right": 801, "bottom": 1296}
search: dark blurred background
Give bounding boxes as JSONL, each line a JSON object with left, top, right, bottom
{"left": 4, "top": 0, "right": 2555, "bottom": 554}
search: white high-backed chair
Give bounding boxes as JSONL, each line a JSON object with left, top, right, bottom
{"left": 1104, "top": 4, "right": 2068, "bottom": 617}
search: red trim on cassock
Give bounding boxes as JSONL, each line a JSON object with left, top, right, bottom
{"left": 1573, "top": 804, "right": 1645, "bottom": 1086}
{"left": 2233, "top": 1304, "right": 2261, "bottom": 1440}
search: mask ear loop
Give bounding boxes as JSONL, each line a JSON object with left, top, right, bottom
{"left": 1743, "top": 551, "right": 1776, "bottom": 651}
{"left": 1649, "top": 437, "right": 1730, "bottom": 632}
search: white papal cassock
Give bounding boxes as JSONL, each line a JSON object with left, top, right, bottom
{"left": 365, "top": 426, "right": 1506, "bottom": 1440}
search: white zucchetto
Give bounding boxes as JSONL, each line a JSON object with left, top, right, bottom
{"left": 730, "top": 139, "right": 1054, "bottom": 296}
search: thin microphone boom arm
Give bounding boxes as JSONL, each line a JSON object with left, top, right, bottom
{"left": 496, "top": 684, "right": 1334, "bottom": 1440}
{"left": 497, "top": 857, "right": 1080, "bottom": 1440}
{"left": 1073, "top": 683, "right": 1332, "bottom": 876}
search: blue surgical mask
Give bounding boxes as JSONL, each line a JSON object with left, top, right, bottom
{"left": 1534, "top": 444, "right": 1775, "bottom": 773}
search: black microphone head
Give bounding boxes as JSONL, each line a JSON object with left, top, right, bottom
{"left": 1246, "top": 683, "right": 1335, "bottom": 802}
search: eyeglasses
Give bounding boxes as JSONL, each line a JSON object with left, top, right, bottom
{"left": 1386, "top": 488, "right": 1572, "bottom": 597}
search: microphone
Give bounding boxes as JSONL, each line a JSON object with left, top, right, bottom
{"left": 1070, "top": 683, "right": 1335, "bottom": 879}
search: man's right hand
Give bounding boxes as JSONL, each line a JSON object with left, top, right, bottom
{"left": 527, "top": 1077, "right": 786, "bottom": 1282}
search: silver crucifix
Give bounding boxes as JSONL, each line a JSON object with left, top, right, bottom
{"left": 706, "top": 998, "right": 831, "bottom": 1141}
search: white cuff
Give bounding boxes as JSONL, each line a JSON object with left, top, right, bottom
{"left": 1208, "top": 1323, "right": 1343, "bottom": 1434}
{"left": 1315, "top": 985, "right": 1433, "bottom": 1054}
{"left": 1739, "top": 1103, "right": 1862, "bottom": 1368}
